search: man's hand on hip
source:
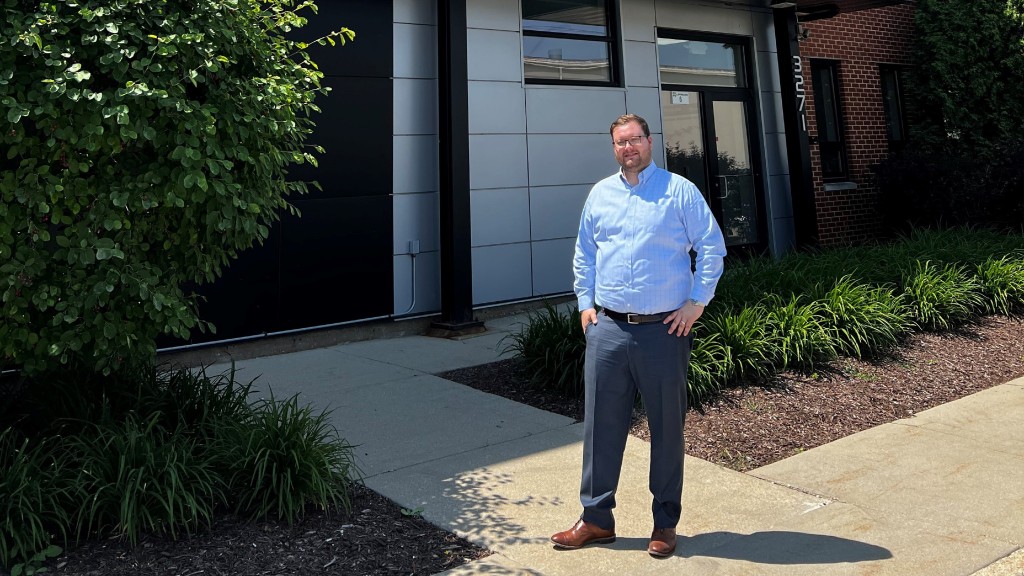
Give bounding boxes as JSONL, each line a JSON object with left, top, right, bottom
{"left": 581, "top": 308, "right": 598, "bottom": 334}
{"left": 664, "top": 301, "right": 704, "bottom": 337}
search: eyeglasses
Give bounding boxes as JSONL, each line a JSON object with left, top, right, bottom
{"left": 613, "top": 135, "right": 646, "bottom": 148}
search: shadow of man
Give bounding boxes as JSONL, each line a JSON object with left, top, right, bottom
{"left": 680, "top": 531, "right": 893, "bottom": 564}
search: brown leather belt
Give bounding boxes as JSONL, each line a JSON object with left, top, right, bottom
{"left": 602, "top": 309, "right": 672, "bottom": 325}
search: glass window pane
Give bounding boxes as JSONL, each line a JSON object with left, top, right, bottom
{"left": 523, "top": 0, "right": 607, "bottom": 36}
{"left": 657, "top": 38, "right": 745, "bottom": 87}
{"left": 662, "top": 90, "right": 707, "bottom": 194}
{"left": 523, "top": 37, "right": 611, "bottom": 82}
{"left": 813, "top": 65, "right": 840, "bottom": 142}
{"left": 881, "top": 68, "right": 904, "bottom": 142}
{"left": 812, "top": 61, "right": 846, "bottom": 179}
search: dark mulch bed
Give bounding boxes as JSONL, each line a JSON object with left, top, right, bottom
{"left": 49, "top": 484, "right": 489, "bottom": 576}
{"left": 441, "top": 316, "right": 1024, "bottom": 472}
{"left": 38, "top": 316, "right": 1024, "bottom": 575}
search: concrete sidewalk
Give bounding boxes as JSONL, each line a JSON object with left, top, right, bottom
{"left": 204, "top": 308, "right": 1024, "bottom": 576}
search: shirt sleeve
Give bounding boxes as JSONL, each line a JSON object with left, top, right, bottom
{"left": 573, "top": 194, "right": 598, "bottom": 311}
{"left": 680, "top": 180, "right": 726, "bottom": 305}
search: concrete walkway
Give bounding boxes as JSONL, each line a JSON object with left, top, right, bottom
{"left": 200, "top": 308, "right": 1024, "bottom": 576}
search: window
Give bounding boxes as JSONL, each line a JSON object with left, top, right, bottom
{"left": 880, "top": 65, "right": 907, "bottom": 151}
{"left": 522, "top": 0, "right": 618, "bottom": 85}
{"left": 811, "top": 60, "right": 847, "bottom": 180}
{"left": 657, "top": 37, "right": 747, "bottom": 88}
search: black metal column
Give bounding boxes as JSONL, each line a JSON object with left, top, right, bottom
{"left": 774, "top": 6, "right": 819, "bottom": 248}
{"left": 431, "top": 0, "right": 484, "bottom": 336}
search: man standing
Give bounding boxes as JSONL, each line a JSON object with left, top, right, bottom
{"left": 551, "top": 114, "right": 726, "bottom": 557}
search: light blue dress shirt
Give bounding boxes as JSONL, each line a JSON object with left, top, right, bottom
{"left": 573, "top": 162, "right": 726, "bottom": 314}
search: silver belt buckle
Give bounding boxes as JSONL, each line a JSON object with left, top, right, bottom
{"left": 626, "top": 313, "right": 640, "bottom": 324}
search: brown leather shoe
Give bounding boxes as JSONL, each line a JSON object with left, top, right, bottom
{"left": 648, "top": 527, "right": 676, "bottom": 557}
{"left": 550, "top": 519, "right": 616, "bottom": 549}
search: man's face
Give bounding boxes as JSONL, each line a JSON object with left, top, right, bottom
{"left": 612, "top": 121, "right": 652, "bottom": 173}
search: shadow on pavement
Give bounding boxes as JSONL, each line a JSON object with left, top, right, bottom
{"left": 682, "top": 531, "right": 892, "bottom": 564}
{"left": 438, "top": 467, "right": 565, "bottom": 547}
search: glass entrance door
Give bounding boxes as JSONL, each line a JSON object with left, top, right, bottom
{"left": 658, "top": 31, "right": 765, "bottom": 250}
{"left": 710, "top": 98, "right": 759, "bottom": 246}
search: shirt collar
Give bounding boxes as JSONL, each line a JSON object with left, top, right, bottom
{"left": 619, "top": 161, "right": 657, "bottom": 188}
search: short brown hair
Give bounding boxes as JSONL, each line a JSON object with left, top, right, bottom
{"left": 610, "top": 113, "right": 650, "bottom": 137}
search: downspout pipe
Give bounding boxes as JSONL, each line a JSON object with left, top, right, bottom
{"left": 431, "top": 0, "right": 484, "bottom": 336}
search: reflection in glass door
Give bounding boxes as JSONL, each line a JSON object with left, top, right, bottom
{"left": 657, "top": 30, "right": 765, "bottom": 250}
{"left": 662, "top": 90, "right": 707, "bottom": 196}
{"left": 712, "top": 100, "right": 759, "bottom": 246}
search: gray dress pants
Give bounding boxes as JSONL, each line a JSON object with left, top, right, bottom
{"left": 579, "top": 310, "right": 691, "bottom": 531}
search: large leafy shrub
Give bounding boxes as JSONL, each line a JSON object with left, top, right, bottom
{"left": 875, "top": 0, "right": 1024, "bottom": 232}
{"left": 907, "top": 0, "right": 1024, "bottom": 154}
{"left": 875, "top": 141, "right": 1024, "bottom": 232}
{"left": 0, "top": 0, "right": 352, "bottom": 374}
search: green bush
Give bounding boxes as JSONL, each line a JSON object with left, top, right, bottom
{"left": 906, "top": 0, "right": 1024, "bottom": 155}
{"left": 502, "top": 304, "right": 586, "bottom": 396}
{"left": 977, "top": 255, "right": 1024, "bottom": 315}
{"left": 0, "top": 0, "right": 352, "bottom": 375}
{"left": 814, "top": 276, "right": 915, "bottom": 358}
{"left": 0, "top": 429, "right": 75, "bottom": 570}
{"left": 4, "top": 360, "right": 253, "bottom": 442}
{"left": 508, "top": 229, "right": 1024, "bottom": 407}
{"left": 702, "top": 305, "right": 773, "bottom": 383}
{"left": 66, "top": 414, "right": 222, "bottom": 544}
{"left": 764, "top": 295, "right": 837, "bottom": 370}
{"left": 2, "top": 363, "right": 359, "bottom": 569}
{"left": 218, "top": 394, "right": 355, "bottom": 522}
{"left": 902, "top": 261, "right": 986, "bottom": 331}
{"left": 687, "top": 331, "right": 730, "bottom": 408}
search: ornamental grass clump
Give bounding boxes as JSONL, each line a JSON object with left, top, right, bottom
{"left": 65, "top": 414, "right": 222, "bottom": 545}
{"left": 763, "top": 295, "right": 837, "bottom": 370}
{"left": 902, "top": 261, "right": 986, "bottom": 331}
{"left": 976, "top": 255, "right": 1024, "bottom": 315}
{"left": 137, "top": 364, "right": 255, "bottom": 441}
{"left": 502, "top": 303, "right": 586, "bottom": 396}
{"left": 702, "top": 305, "right": 773, "bottom": 384}
{"left": 1, "top": 363, "right": 359, "bottom": 571}
{"left": 217, "top": 394, "right": 356, "bottom": 523}
{"left": 0, "top": 429, "right": 75, "bottom": 570}
{"left": 5, "top": 360, "right": 254, "bottom": 442}
{"left": 686, "top": 331, "right": 731, "bottom": 407}
{"left": 815, "top": 276, "right": 916, "bottom": 358}
{"left": 505, "top": 228, "right": 1024, "bottom": 407}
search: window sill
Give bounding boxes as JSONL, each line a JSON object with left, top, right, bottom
{"left": 824, "top": 181, "right": 857, "bottom": 192}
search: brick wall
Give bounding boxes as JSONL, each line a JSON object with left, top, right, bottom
{"left": 800, "top": 4, "right": 916, "bottom": 245}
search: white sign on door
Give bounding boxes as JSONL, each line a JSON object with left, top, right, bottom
{"left": 670, "top": 91, "right": 690, "bottom": 105}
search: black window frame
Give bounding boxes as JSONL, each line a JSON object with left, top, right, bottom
{"left": 810, "top": 59, "right": 848, "bottom": 181}
{"left": 521, "top": 0, "right": 621, "bottom": 87}
{"left": 879, "top": 64, "right": 908, "bottom": 152}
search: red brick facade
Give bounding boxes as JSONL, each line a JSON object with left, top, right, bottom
{"left": 800, "top": 4, "right": 916, "bottom": 245}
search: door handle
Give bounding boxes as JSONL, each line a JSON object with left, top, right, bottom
{"left": 716, "top": 175, "right": 731, "bottom": 200}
